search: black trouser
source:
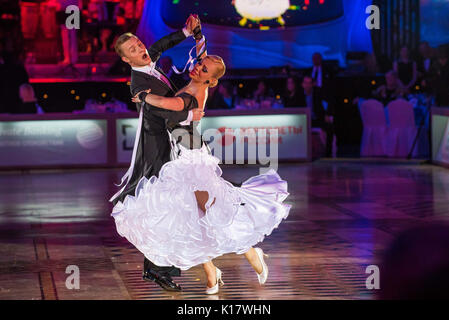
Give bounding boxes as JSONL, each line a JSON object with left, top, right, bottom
{"left": 112, "top": 133, "right": 181, "bottom": 279}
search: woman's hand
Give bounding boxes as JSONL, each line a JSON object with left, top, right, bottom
{"left": 186, "top": 14, "right": 200, "bottom": 35}
{"left": 132, "top": 89, "right": 151, "bottom": 103}
{"left": 192, "top": 108, "right": 205, "bottom": 121}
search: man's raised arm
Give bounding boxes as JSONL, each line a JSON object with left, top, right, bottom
{"left": 147, "top": 15, "right": 199, "bottom": 63}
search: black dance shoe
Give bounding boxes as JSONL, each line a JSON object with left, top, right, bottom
{"left": 143, "top": 270, "right": 182, "bottom": 292}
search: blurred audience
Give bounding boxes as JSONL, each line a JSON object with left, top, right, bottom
{"left": 206, "top": 80, "right": 235, "bottom": 110}
{"left": 19, "top": 83, "right": 44, "bottom": 114}
{"left": 252, "top": 79, "right": 274, "bottom": 105}
{"left": 393, "top": 46, "right": 417, "bottom": 93}
{"left": 372, "top": 70, "right": 405, "bottom": 106}
{"left": 282, "top": 76, "right": 302, "bottom": 108}
{"left": 298, "top": 75, "right": 335, "bottom": 157}
{"left": 431, "top": 46, "right": 449, "bottom": 106}
{"left": 416, "top": 41, "right": 434, "bottom": 92}
{"left": 307, "top": 52, "right": 333, "bottom": 89}
{"left": 5, "top": 3, "right": 449, "bottom": 162}
{"left": 55, "top": 0, "right": 82, "bottom": 65}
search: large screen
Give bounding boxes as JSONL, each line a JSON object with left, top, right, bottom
{"left": 420, "top": 0, "right": 449, "bottom": 47}
{"left": 137, "top": 0, "right": 373, "bottom": 69}
{"left": 161, "top": 0, "right": 344, "bottom": 29}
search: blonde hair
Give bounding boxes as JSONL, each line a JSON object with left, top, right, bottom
{"left": 114, "top": 32, "right": 136, "bottom": 57}
{"left": 204, "top": 55, "right": 226, "bottom": 87}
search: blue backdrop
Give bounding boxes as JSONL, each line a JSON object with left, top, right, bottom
{"left": 420, "top": 0, "right": 449, "bottom": 48}
{"left": 136, "top": 0, "right": 374, "bottom": 69}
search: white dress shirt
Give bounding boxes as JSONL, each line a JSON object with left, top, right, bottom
{"left": 132, "top": 63, "right": 193, "bottom": 125}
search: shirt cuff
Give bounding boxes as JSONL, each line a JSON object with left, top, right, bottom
{"left": 182, "top": 27, "right": 192, "bottom": 38}
{"left": 179, "top": 110, "right": 193, "bottom": 125}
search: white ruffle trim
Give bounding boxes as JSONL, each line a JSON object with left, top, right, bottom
{"left": 111, "top": 145, "right": 291, "bottom": 270}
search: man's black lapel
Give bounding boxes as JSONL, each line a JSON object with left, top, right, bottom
{"left": 131, "top": 68, "right": 175, "bottom": 95}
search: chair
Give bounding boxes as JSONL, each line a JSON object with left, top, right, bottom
{"left": 360, "top": 99, "right": 388, "bottom": 156}
{"left": 386, "top": 99, "right": 417, "bottom": 158}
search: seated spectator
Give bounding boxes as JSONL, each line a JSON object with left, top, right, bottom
{"left": 372, "top": 70, "right": 405, "bottom": 106}
{"left": 19, "top": 83, "right": 44, "bottom": 114}
{"left": 393, "top": 46, "right": 417, "bottom": 93}
{"left": 252, "top": 79, "right": 274, "bottom": 105}
{"left": 206, "top": 80, "right": 235, "bottom": 109}
{"left": 158, "top": 56, "right": 188, "bottom": 90}
{"left": 430, "top": 46, "right": 449, "bottom": 106}
{"left": 282, "top": 76, "right": 302, "bottom": 108}
{"left": 298, "top": 76, "right": 335, "bottom": 157}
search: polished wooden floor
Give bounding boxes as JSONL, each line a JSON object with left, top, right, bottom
{"left": 1, "top": 160, "right": 448, "bottom": 300}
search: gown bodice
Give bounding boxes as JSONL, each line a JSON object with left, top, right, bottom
{"left": 168, "top": 92, "right": 204, "bottom": 150}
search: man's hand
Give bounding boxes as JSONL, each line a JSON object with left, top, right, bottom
{"left": 192, "top": 108, "right": 205, "bottom": 121}
{"left": 131, "top": 89, "right": 151, "bottom": 103}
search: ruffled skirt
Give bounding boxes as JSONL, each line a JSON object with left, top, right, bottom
{"left": 111, "top": 145, "right": 290, "bottom": 270}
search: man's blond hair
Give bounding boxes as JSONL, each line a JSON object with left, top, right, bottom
{"left": 114, "top": 33, "right": 136, "bottom": 57}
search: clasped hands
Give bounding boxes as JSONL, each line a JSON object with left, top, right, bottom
{"left": 185, "top": 14, "right": 202, "bottom": 38}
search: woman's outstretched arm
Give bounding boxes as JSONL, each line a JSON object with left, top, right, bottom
{"left": 146, "top": 94, "right": 184, "bottom": 111}
{"left": 132, "top": 90, "right": 184, "bottom": 111}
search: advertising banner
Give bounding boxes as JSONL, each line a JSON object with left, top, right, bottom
{"left": 116, "top": 118, "right": 138, "bottom": 164}
{"left": 116, "top": 114, "right": 308, "bottom": 164}
{"left": 0, "top": 120, "right": 107, "bottom": 166}
{"left": 433, "top": 114, "right": 449, "bottom": 165}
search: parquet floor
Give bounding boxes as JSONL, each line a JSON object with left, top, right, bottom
{"left": 1, "top": 160, "right": 448, "bottom": 300}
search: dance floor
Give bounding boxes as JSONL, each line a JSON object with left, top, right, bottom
{"left": 1, "top": 160, "right": 449, "bottom": 300}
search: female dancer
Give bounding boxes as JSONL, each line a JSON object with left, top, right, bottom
{"left": 112, "top": 31, "right": 290, "bottom": 294}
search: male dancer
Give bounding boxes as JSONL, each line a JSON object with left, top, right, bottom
{"left": 110, "top": 15, "right": 203, "bottom": 291}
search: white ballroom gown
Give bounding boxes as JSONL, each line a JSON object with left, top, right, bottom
{"left": 111, "top": 94, "right": 291, "bottom": 270}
